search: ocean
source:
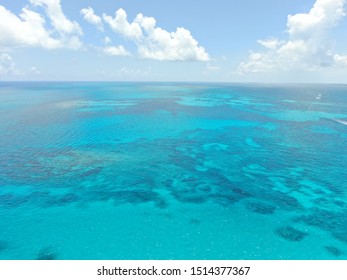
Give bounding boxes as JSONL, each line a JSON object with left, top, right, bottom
{"left": 0, "top": 82, "right": 346, "bottom": 259}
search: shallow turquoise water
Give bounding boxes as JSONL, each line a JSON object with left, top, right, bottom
{"left": 0, "top": 82, "right": 346, "bottom": 259}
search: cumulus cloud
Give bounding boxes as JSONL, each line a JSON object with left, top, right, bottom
{"left": 333, "top": 53, "right": 347, "bottom": 65}
{"left": 80, "top": 7, "right": 103, "bottom": 31}
{"left": 257, "top": 38, "right": 282, "bottom": 49}
{"left": 31, "top": 0, "right": 82, "bottom": 35}
{"left": 101, "top": 8, "right": 209, "bottom": 61}
{"left": 103, "top": 45, "right": 131, "bottom": 56}
{"left": 0, "top": 0, "right": 83, "bottom": 49}
{"left": 287, "top": 0, "right": 345, "bottom": 39}
{"left": 0, "top": 53, "right": 15, "bottom": 75}
{"left": 239, "top": 0, "right": 347, "bottom": 74}
{"left": 103, "top": 9, "right": 143, "bottom": 41}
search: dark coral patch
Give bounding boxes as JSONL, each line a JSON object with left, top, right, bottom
{"left": 299, "top": 209, "right": 347, "bottom": 243}
{"left": 36, "top": 248, "right": 58, "bottom": 260}
{"left": 212, "top": 193, "right": 242, "bottom": 207}
{"left": 80, "top": 167, "right": 102, "bottom": 177}
{"left": 172, "top": 192, "right": 207, "bottom": 204}
{"left": 230, "top": 186, "right": 252, "bottom": 199}
{"left": 276, "top": 226, "right": 307, "bottom": 242}
{"left": 246, "top": 201, "right": 276, "bottom": 215}
{"left": 111, "top": 190, "right": 167, "bottom": 209}
{"left": 271, "top": 193, "right": 302, "bottom": 211}
{"left": 59, "top": 193, "right": 79, "bottom": 204}
{"left": 333, "top": 200, "right": 346, "bottom": 208}
{"left": 0, "top": 194, "right": 28, "bottom": 207}
{"left": 325, "top": 246, "right": 343, "bottom": 257}
{"left": 212, "top": 173, "right": 252, "bottom": 199}
{"left": 0, "top": 241, "right": 8, "bottom": 251}
{"left": 112, "top": 190, "right": 155, "bottom": 203}
{"left": 154, "top": 198, "right": 168, "bottom": 209}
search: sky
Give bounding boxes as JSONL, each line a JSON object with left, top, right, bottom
{"left": 0, "top": 0, "right": 347, "bottom": 83}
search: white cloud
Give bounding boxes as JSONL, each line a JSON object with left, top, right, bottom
{"left": 103, "top": 45, "right": 131, "bottom": 56}
{"left": 30, "top": 0, "right": 82, "bottom": 36}
{"left": 103, "top": 9, "right": 143, "bottom": 41}
{"left": 104, "top": 36, "right": 111, "bottom": 45}
{"left": 257, "top": 38, "right": 282, "bottom": 49}
{"left": 0, "top": 0, "right": 82, "bottom": 50}
{"left": 0, "top": 53, "right": 15, "bottom": 75}
{"left": 101, "top": 8, "right": 209, "bottom": 61}
{"left": 30, "top": 66, "right": 41, "bottom": 74}
{"left": 287, "top": 0, "right": 345, "bottom": 39}
{"left": 0, "top": 5, "right": 61, "bottom": 49}
{"left": 239, "top": 52, "right": 276, "bottom": 73}
{"left": 80, "top": 7, "right": 103, "bottom": 31}
{"left": 333, "top": 54, "right": 347, "bottom": 65}
{"left": 239, "top": 0, "right": 347, "bottom": 74}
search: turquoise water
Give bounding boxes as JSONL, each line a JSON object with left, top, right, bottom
{"left": 0, "top": 82, "right": 346, "bottom": 260}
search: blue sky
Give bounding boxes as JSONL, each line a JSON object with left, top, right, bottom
{"left": 0, "top": 0, "right": 347, "bottom": 82}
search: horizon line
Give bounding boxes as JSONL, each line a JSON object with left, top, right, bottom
{"left": 1, "top": 80, "right": 347, "bottom": 86}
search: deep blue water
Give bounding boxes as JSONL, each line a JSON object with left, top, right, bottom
{"left": 0, "top": 82, "right": 346, "bottom": 260}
